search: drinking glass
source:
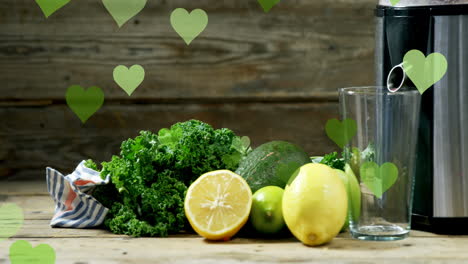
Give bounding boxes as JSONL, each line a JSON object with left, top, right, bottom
{"left": 339, "top": 86, "right": 421, "bottom": 241}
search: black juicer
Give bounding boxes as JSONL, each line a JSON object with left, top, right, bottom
{"left": 375, "top": 0, "right": 468, "bottom": 234}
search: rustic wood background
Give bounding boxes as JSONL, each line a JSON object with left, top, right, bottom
{"left": 0, "top": 0, "right": 376, "bottom": 180}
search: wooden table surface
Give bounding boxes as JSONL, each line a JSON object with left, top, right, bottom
{"left": 1, "top": 181, "right": 468, "bottom": 264}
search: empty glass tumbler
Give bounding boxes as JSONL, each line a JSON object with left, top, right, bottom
{"left": 339, "top": 87, "right": 421, "bottom": 241}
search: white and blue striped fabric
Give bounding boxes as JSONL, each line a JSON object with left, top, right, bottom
{"left": 46, "top": 161, "right": 110, "bottom": 228}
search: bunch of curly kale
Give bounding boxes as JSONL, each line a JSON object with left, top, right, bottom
{"left": 85, "top": 120, "right": 250, "bottom": 237}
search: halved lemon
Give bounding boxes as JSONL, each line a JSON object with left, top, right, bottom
{"left": 184, "top": 170, "right": 252, "bottom": 240}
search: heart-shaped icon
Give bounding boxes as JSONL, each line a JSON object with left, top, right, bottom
{"left": 390, "top": 0, "right": 401, "bottom": 5}
{"left": 325, "top": 118, "right": 357, "bottom": 149}
{"left": 403, "top": 49, "right": 448, "bottom": 95}
{"left": 360, "top": 162, "right": 398, "bottom": 198}
{"left": 258, "top": 0, "right": 281, "bottom": 13}
{"left": 0, "top": 203, "right": 24, "bottom": 241}
{"left": 240, "top": 136, "right": 251, "bottom": 150}
{"left": 113, "top": 65, "right": 145, "bottom": 96}
{"left": 65, "top": 85, "right": 104, "bottom": 123}
{"left": 170, "top": 8, "right": 208, "bottom": 45}
{"left": 35, "top": 0, "right": 71, "bottom": 18}
{"left": 9, "top": 240, "right": 55, "bottom": 264}
{"left": 102, "top": 0, "right": 147, "bottom": 27}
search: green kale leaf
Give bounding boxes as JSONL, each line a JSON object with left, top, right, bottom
{"left": 319, "top": 152, "right": 345, "bottom": 171}
{"left": 221, "top": 136, "right": 252, "bottom": 169}
{"left": 92, "top": 120, "right": 247, "bottom": 237}
{"left": 84, "top": 159, "right": 99, "bottom": 171}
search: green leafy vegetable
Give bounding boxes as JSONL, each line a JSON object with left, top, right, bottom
{"left": 361, "top": 143, "right": 375, "bottom": 162}
{"left": 222, "top": 136, "right": 252, "bottom": 169}
{"left": 318, "top": 152, "right": 345, "bottom": 171}
{"left": 90, "top": 120, "right": 248, "bottom": 237}
{"left": 315, "top": 144, "right": 376, "bottom": 175}
{"left": 84, "top": 159, "right": 99, "bottom": 171}
{"left": 343, "top": 143, "right": 375, "bottom": 176}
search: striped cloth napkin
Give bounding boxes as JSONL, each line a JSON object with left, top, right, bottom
{"left": 46, "top": 161, "right": 110, "bottom": 228}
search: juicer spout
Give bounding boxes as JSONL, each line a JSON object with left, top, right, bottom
{"left": 386, "top": 63, "right": 415, "bottom": 92}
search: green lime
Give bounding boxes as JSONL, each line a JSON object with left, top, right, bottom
{"left": 250, "top": 186, "right": 286, "bottom": 235}
{"left": 345, "top": 164, "right": 361, "bottom": 224}
{"left": 334, "top": 165, "right": 361, "bottom": 232}
{"left": 334, "top": 169, "right": 350, "bottom": 231}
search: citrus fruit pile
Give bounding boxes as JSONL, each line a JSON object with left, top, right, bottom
{"left": 184, "top": 141, "right": 360, "bottom": 246}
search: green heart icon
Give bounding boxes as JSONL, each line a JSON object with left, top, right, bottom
{"left": 0, "top": 203, "right": 24, "bottom": 241}
{"left": 9, "top": 240, "right": 55, "bottom": 264}
{"left": 102, "top": 0, "right": 147, "bottom": 27}
{"left": 390, "top": 0, "right": 401, "bottom": 5}
{"left": 403, "top": 49, "right": 448, "bottom": 94}
{"left": 325, "top": 118, "right": 357, "bottom": 149}
{"left": 240, "top": 136, "right": 251, "bottom": 150}
{"left": 113, "top": 65, "right": 145, "bottom": 96}
{"left": 170, "top": 8, "right": 208, "bottom": 45}
{"left": 360, "top": 162, "right": 398, "bottom": 198}
{"left": 35, "top": 0, "right": 70, "bottom": 18}
{"left": 258, "top": 0, "right": 281, "bottom": 13}
{"left": 65, "top": 85, "right": 104, "bottom": 123}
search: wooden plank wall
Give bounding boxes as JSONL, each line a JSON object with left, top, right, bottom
{"left": 0, "top": 0, "right": 376, "bottom": 180}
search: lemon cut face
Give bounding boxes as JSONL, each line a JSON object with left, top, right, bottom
{"left": 185, "top": 170, "right": 252, "bottom": 240}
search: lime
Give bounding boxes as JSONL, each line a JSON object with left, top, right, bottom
{"left": 283, "top": 163, "right": 347, "bottom": 246}
{"left": 334, "top": 166, "right": 361, "bottom": 232}
{"left": 334, "top": 169, "right": 350, "bottom": 231}
{"left": 250, "top": 186, "right": 286, "bottom": 235}
{"left": 344, "top": 164, "right": 361, "bottom": 224}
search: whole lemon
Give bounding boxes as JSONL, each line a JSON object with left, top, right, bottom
{"left": 283, "top": 163, "right": 348, "bottom": 246}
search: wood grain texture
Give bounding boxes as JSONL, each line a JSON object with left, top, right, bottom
{"left": 2, "top": 235, "right": 468, "bottom": 264}
{"left": 0, "top": 102, "right": 340, "bottom": 180}
{"left": 1, "top": 0, "right": 376, "bottom": 180}
{"left": 0, "top": 181, "right": 48, "bottom": 196}
{"left": 1, "top": 182, "right": 468, "bottom": 264}
{"left": 0, "top": 0, "right": 375, "bottom": 100}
